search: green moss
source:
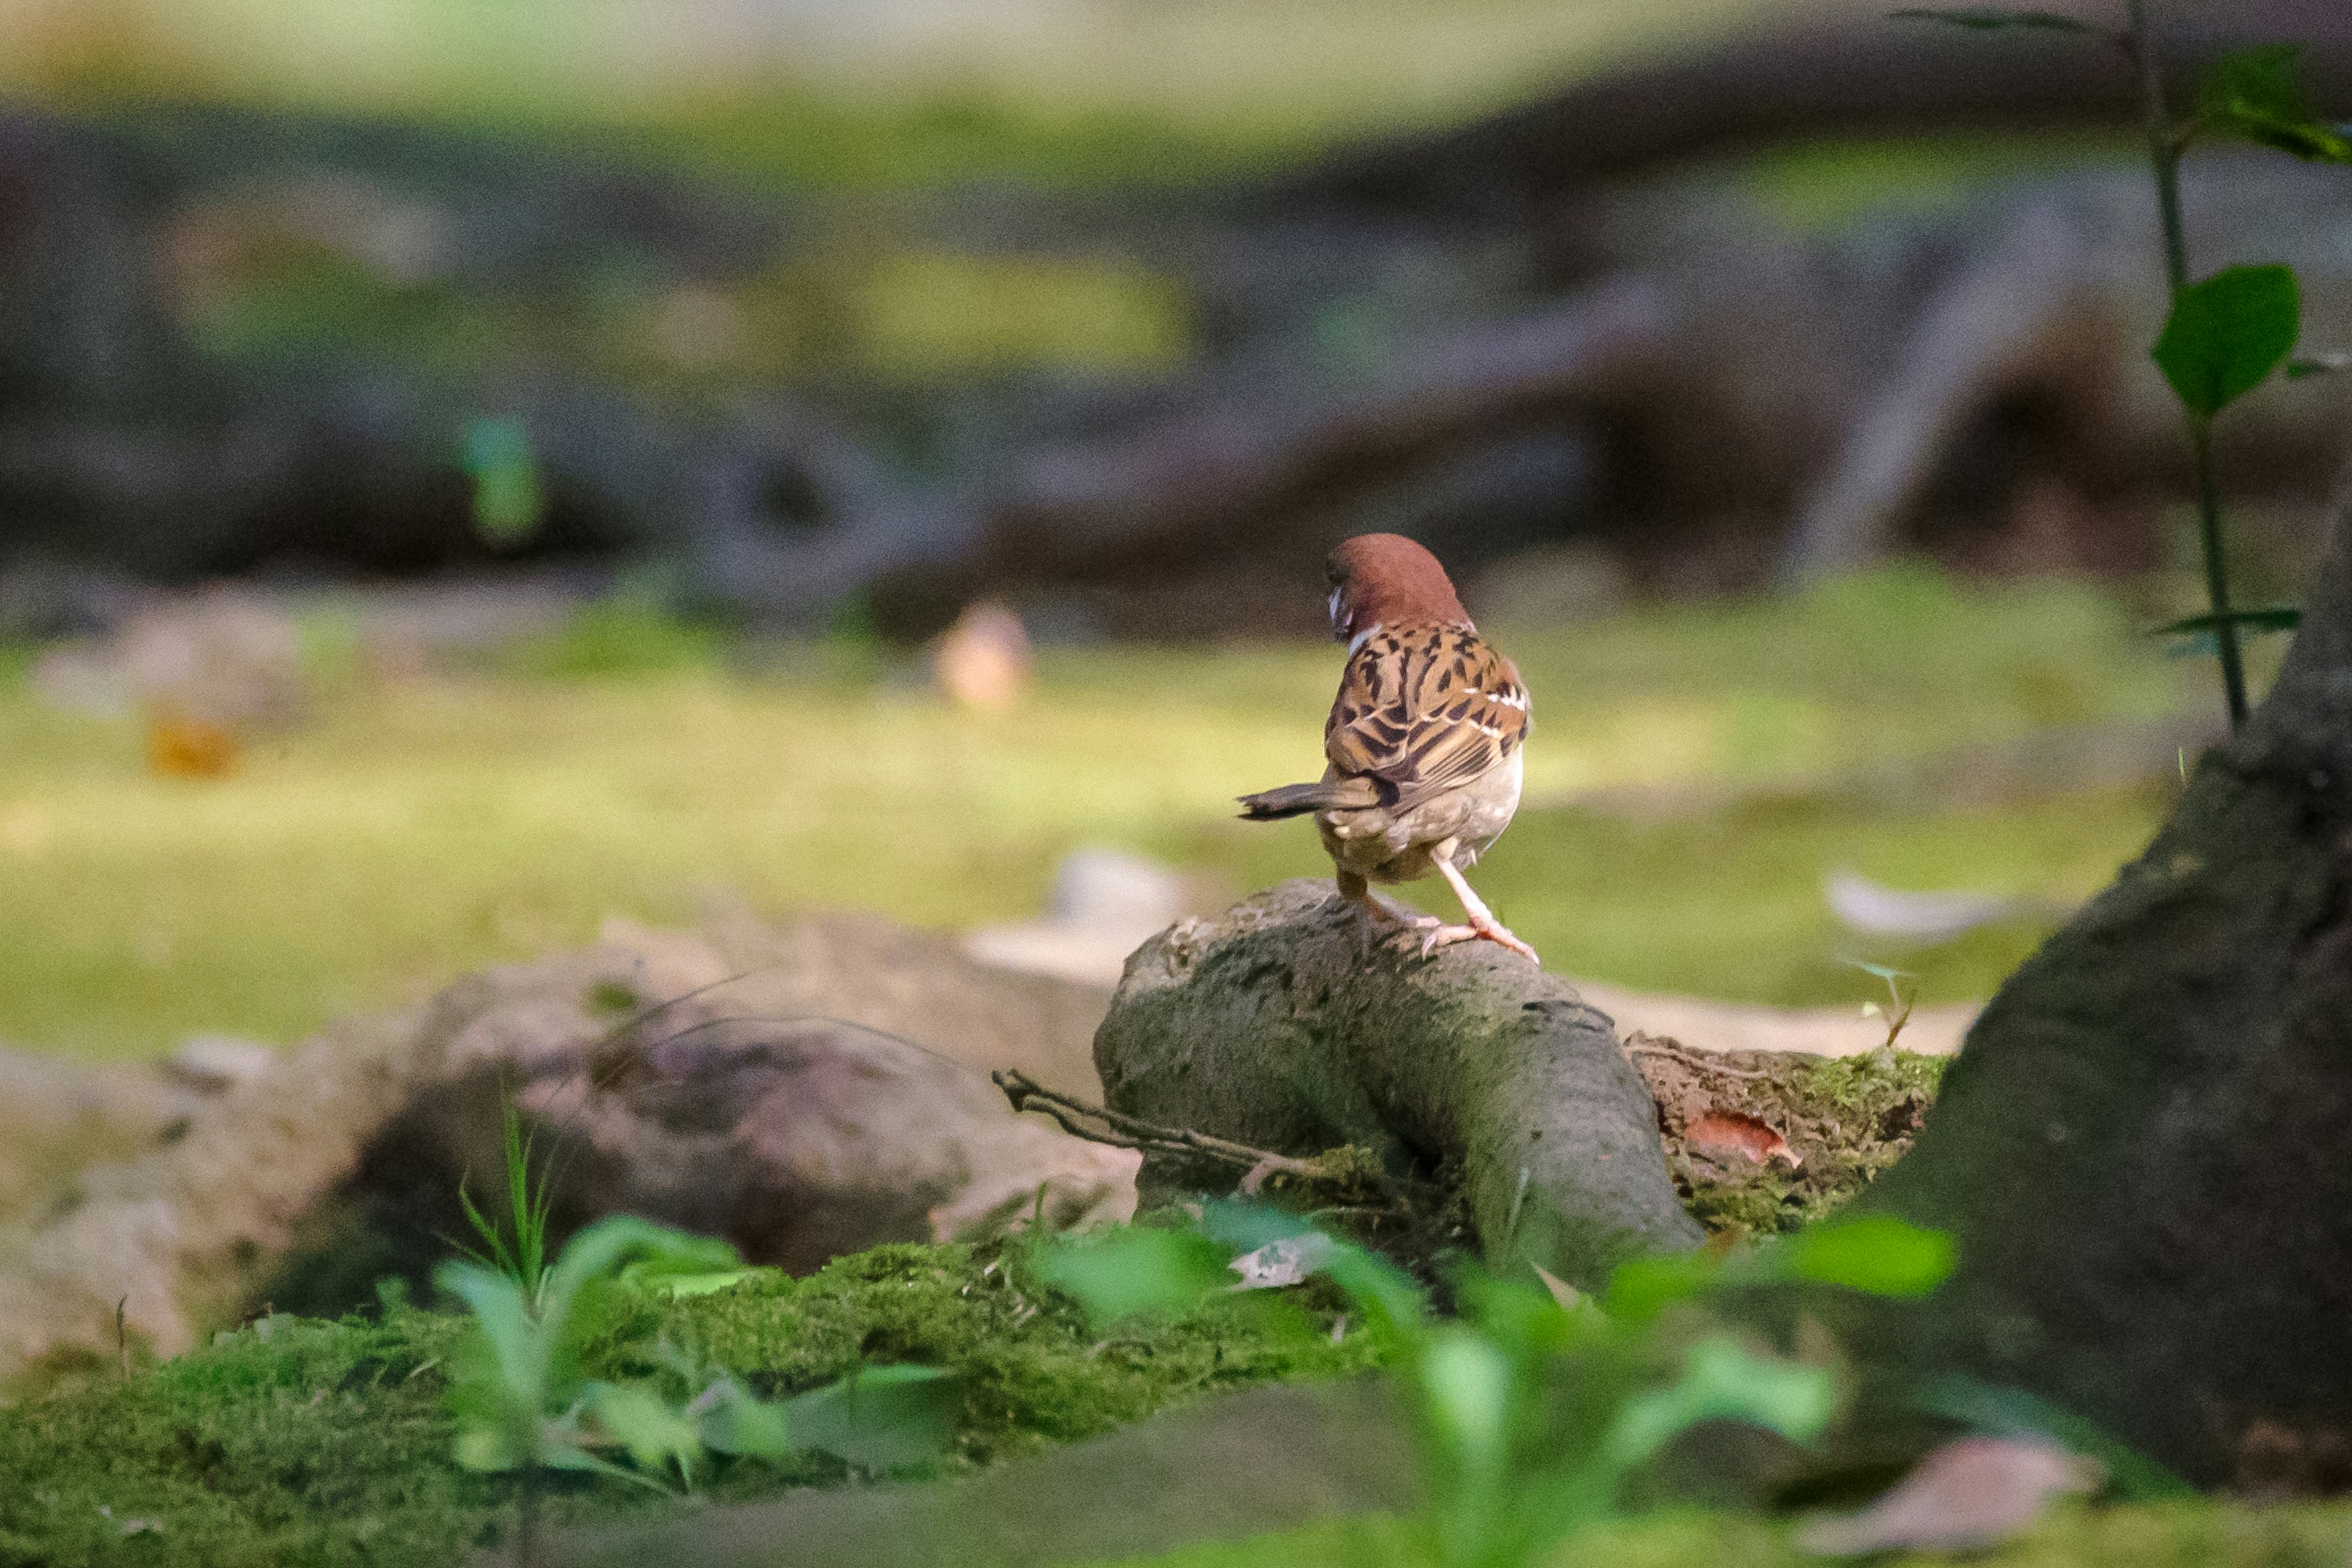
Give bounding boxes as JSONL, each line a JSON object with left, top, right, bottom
{"left": 1086, "top": 1501, "right": 2352, "bottom": 1567}
{"left": 0, "top": 1240, "right": 1378, "bottom": 1567}
{"left": 1663, "top": 1050, "right": 1949, "bottom": 1240}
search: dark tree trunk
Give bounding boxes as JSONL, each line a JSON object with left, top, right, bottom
{"left": 1856, "top": 489, "right": 2352, "bottom": 1485}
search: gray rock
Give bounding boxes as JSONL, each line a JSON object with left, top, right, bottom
{"left": 0, "top": 910, "right": 1134, "bottom": 1390}
{"left": 163, "top": 1035, "right": 280, "bottom": 1095}
{"left": 1094, "top": 879, "right": 1702, "bottom": 1290}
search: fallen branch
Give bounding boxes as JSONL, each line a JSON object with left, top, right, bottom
{"left": 993, "top": 1068, "right": 1324, "bottom": 1188}
{"left": 992, "top": 1066, "right": 1446, "bottom": 1232}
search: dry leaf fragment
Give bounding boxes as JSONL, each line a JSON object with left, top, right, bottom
{"left": 1687, "top": 1110, "right": 1803, "bottom": 1169}
{"left": 1529, "top": 1261, "right": 1585, "bottom": 1314}
{"left": 1796, "top": 1436, "right": 2102, "bottom": 1556}
{"left": 145, "top": 714, "right": 240, "bottom": 778}
{"left": 1227, "top": 1233, "right": 1336, "bottom": 1291}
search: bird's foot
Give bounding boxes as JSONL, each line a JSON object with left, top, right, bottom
{"left": 1351, "top": 891, "right": 1449, "bottom": 952}
{"left": 1419, "top": 914, "right": 1540, "bottom": 964}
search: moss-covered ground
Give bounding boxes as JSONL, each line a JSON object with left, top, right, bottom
{"left": 9, "top": 1226, "right": 2348, "bottom": 1568}
{"left": 1645, "top": 1047, "right": 1949, "bottom": 1237}
{"left": 1093, "top": 1502, "right": 2352, "bottom": 1567}
{"left": 0, "top": 1241, "right": 1374, "bottom": 1567}
{"left": 0, "top": 569, "right": 2217, "bottom": 1057}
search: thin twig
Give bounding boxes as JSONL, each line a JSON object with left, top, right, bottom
{"left": 991, "top": 1069, "right": 1322, "bottom": 1182}
{"left": 1624, "top": 1038, "right": 1778, "bottom": 1080}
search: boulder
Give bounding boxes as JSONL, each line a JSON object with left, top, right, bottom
{"left": 0, "top": 909, "right": 1132, "bottom": 1392}
{"left": 1093, "top": 880, "right": 1702, "bottom": 1290}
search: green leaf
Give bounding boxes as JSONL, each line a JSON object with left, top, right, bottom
{"left": 1416, "top": 1328, "right": 1514, "bottom": 1478}
{"left": 783, "top": 1365, "right": 957, "bottom": 1471}
{"left": 540, "top": 1216, "right": 742, "bottom": 1333}
{"left": 585, "top": 1382, "right": 703, "bottom": 1485}
{"left": 464, "top": 415, "right": 545, "bottom": 549}
{"left": 1318, "top": 1244, "right": 1428, "bottom": 1341}
{"left": 434, "top": 1259, "right": 546, "bottom": 1418}
{"left": 1599, "top": 1336, "right": 1836, "bottom": 1472}
{"left": 1600, "top": 1250, "right": 1722, "bottom": 1326}
{"left": 1887, "top": 7, "right": 2101, "bottom": 32}
{"left": 2153, "top": 265, "right": 2301, "bottom": 418}
{"left": 1033, "top": 1226, "right": 1235, "bottom": 1324}
{"left": 453, "top": 1423, "right": 521, "bottom": 1473}
{"left": 2152, "top": 606, "right": 2301, "bottom": 637}
{"left": 538, "top": 1441, "right": 673, "bottom": 1490}
{"left": 696, "top": 1378, "right": 796, "bottom": 1460}
{"left": 614, "top": 1263, "right": 760, "bottom": 1299}
{"left": 2199, "top": 46, "right": 2352, "bottom": 164}
{"left": 1779, "top": 1215, "right": 1956, "bottom": 1297}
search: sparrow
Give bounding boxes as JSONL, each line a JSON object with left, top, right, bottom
{"left": 1237, "top": 533, "right": 1538, "bottom": 962}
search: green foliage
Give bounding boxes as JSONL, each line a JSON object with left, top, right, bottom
{"left": 502, "top": 597, "right": 725, "bottom": 678}
{"left": 454, "top": 1093, "right": 554, "bottom": 1311}
{"left": 437, "top": 1215, "right": 750, "bottom": 1488}
{"left": 2152, "top": 265, "right": 2302, "bottom": 421}
{"left": 2198, "top": 45, "right": 2352, "bottom": 164}
{"left": 1031, "top": 1226, "right": 1238, "bottom": 1326}
{"left": 1039, "top": 1207, "right": 1952, "bottom": 1568}
{"left": 462, "top": 417, "right": 545, "bottom": 549}
{"left": 1090, "top": 1498, "right": 2352, "bottom": 1567}
{"left": 1673, "top": 1051, "right": 1950, "bottom": 1240}
{"left": 0, "top": 1238, "right": 1367, "bottom": 1565}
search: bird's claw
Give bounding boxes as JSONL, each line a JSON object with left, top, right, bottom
{"left": 1419, "top": 918, "right": 1540, "bottom": 965}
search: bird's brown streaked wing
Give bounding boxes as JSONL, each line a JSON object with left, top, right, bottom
{"left": 1324, "top": 625, "right": 1528, "bottom": 812}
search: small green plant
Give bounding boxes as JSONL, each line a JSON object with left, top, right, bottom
{"left": 438, "top": 1095, "right": 956, "bottom": 1565}
{"left": 1896, "top": 2, "right": 2352, "bottom": 728}
{"left": 457, "top": 1094, "right": 557, "bottom": 1312}
{"left": 1841, "top": 957, "right": 1918, "bottom": 1051}
{"left": 1036, "top": 1206, "right": 1954, "bottom": 1568}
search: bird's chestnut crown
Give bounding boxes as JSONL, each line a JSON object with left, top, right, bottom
{"left": 1325, "top": 533, "right": 1473, "bottom": 643}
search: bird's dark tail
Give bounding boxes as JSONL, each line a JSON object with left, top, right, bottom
{"left": 1236, "top": 778, "right": 1378, "bottom": 820}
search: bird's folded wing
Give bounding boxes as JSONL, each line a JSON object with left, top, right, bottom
{"left": 1324, "top": 624, "right": 1529, "bottom": 812}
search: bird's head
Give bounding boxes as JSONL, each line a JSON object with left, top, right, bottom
{"left": 1325, "top": 533, "right": 1472, "bottom": 644}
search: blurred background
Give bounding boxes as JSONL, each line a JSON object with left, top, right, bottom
{"left": 0, "top": 0, "right": 2347, "bottom": 1060}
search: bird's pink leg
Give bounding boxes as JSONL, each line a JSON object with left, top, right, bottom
{"left": 1427, "top": 854, "right": 1540, "bottom": 963}
{"left": 1338, "top": 870, "right": 1447, "bottom": 946}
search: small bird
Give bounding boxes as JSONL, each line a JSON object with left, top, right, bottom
{"left": 1238, "top": 533, "right": 1537, "bottom": 962}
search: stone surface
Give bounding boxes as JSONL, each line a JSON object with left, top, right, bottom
{"left": 1093, "top": 879, "right": 1702, "bottom": 1290}
{"left": 0, "top": 909, "right": 1132, "bottom": 1390}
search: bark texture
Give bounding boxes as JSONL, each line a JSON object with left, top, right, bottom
{"left": 1093, "top": 879, "right": 1702, "bottom": 1289}
{"left": 1858, "top": 495, "right": 2352, "bottom": 1484}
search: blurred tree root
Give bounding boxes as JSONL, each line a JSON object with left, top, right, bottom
{"left": 1847, "top": 477, "right": 2352, "bottom": 1487}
